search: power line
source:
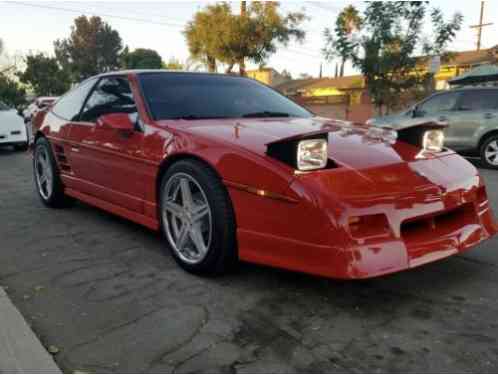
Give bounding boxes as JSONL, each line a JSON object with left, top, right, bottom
{"left": 5, "top": 1, "right": 326, "bottom": 62}
{"left": 7, "top": 1, "right": 186, "bottom": 29}
{"left": 470, "top": 1, "right": 493, "bottom": 51}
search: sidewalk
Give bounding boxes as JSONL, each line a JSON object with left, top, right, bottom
{"left": 0, "top": 287, "right": 61, "bottom": 374}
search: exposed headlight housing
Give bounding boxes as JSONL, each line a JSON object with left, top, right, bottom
{"left": 297, "top": 139, "right": 328, "bottom": 171}
{"left": 423, "top": 129, "right": 445, "bottom": 152}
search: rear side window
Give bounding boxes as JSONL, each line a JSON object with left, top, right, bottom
{"left": 80, "top": 77, "right": 137, "bottom": 123}
{"left": 52, "top": 79, "right": 96, "bottom": 121}
{"left": 458, "top": 90, "right": 498, "bottom": 111}
{"left": 419, "top": 93, "right": 459, "bottom": 115}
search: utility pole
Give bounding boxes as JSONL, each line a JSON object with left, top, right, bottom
{"left": 239, "top": 1, "right": 247, "bottom": 76}
{"left": 470, "top": 1, "right": 493, "bottom": 51}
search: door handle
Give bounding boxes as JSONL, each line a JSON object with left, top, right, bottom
{"left": 484, "top": 113, "right": 495, "bottom": 119}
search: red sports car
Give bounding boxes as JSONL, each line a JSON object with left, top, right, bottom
{"left": 32, "top": 70, "right": 497, "bottom": 279}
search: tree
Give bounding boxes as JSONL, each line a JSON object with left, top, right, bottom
{"left": 54, "top": 16, "right": 123, "bottom": 81}
{"left": 0, "top": 75, "right": 26, "bottom": 108}
{"left": 18, "top": 53, "right": 71, "bottom": 96}
{"left": 185, "top": 2, "right": 306, "bottom": 75}
{"left": 184, "top": 3, "right": 231, "bottom": 72}
{"left": 324, "top": 2, "right": 463, "bottom": 114}
{"left": 0, "top": 40, "right": 23, "bottom": 77}
{"left": 323, "top": 5, "right": 362, "bottom": 77}
{"left": 281, "top": 69, "right": 292, "bottom": 80}
{"left": 121, "top": 47, "right": 163, "bottom": 69}
{"left": 298, "top": 73, "right": 312, "bottom": 79}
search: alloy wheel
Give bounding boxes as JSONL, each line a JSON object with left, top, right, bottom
{"left": 162, "top": 173, "right": 212, "bottom": 264}
{"left": 35, "top": 146, "right": 53, "bottom": 200}
{"left": 484, "top": 140, "right": 498, "bottom": 166}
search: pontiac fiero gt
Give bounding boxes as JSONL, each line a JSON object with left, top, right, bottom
{"left": 31, "top": 71, "right": 497, "bottom": 279}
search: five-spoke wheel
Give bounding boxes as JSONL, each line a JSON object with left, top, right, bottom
{"left": 162, "top": 173, "right": 212, "bottom": 264}
{"left": 34, "top": 146, "right": 54, "bottom": 200}
{"left": 33, "top": 137, "right": 72, "bottom": 207}
{"left": 160, "top": 159, "right": 237, "bottom": 275}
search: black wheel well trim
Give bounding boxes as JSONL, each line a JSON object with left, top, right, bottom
{"left": 34, "top": 130, "right": 46, "bottom": 143}
{"left": 156, "top": 152, "right": 226, "bottom": 204}
{"left": 479, "top": 130, "right": 498, "bottom": 150}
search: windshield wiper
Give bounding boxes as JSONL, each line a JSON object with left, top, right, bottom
{"left": 242, "top": 111, "right": 291, "bottom": 118}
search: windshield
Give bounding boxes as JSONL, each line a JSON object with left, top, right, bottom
{"left": 0, "top": 101, "right": 10, "bottom": 111}
{"left": 139, "top": 73, "right": 312, "bottom": 121}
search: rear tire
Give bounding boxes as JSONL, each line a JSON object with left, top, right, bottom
{"left": 159, "top": 159, "right": 237, "bottom": 275}
{"left": 14, "top": 143, "right": 28, "bottom": 152}
{"left": 33, "top": 137, "right": 73, "bottom": 208}
{"left": 480, "top": 135, "right": 498, "bottom": 170}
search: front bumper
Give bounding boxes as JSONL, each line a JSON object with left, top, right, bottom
{"left": 239, "top": 154, "right": 498, "bottom": 280}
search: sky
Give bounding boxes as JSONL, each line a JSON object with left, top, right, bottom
{"left": 1, "top": 0, "right": 497, "bottom": 78}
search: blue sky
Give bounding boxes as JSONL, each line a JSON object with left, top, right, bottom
{"left": 1, "top": 1, "right": 497, "bottom": 78}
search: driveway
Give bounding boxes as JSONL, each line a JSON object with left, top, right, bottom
{"left": 0, "top": 147, "right": 497, "bottom": 373}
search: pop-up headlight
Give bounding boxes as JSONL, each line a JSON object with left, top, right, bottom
{"left": 423, "top": 129, "right": 445, "bottom": 153}
{"left": 297, "top": 139, "right": 328, "bottom": 171}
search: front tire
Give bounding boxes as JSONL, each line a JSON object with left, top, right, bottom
{"left": 159, "top": 159, "right": 237, "bottom": 275}
{"left": 33, "top": 137, "right": 72, "bottom": 208}
{"left": 14, "top": 142, "right": 28, "bottom": 152}
{"left": 480, "top": 135, "right": 498, "bottom": 170}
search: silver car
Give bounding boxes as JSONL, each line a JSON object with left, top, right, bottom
{"left": 368, "top": 87, "right": 498, "bottom": 169}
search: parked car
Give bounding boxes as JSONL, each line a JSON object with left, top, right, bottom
{"left": 31, "top": 70, "right": 497, "bottom": 279}
{"left": 367, "top": 87, "right": 498, "bottom": 169}
{"left": 0, "top": 100, "right": 29, "bottom": 151}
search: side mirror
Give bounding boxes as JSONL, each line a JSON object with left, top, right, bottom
{"left": 96, "top": 113, "right": 135, "bottom": 133}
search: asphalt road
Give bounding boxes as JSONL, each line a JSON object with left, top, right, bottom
{"left": 0, "top": 147, "right": 497, "bottom": 373}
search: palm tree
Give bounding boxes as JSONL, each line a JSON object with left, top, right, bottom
{"left": 323, "top": 5, "right": 362, "bottom": 77}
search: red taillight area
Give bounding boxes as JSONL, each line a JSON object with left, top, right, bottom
{"left": 476, "top": 186, "right": 488, "bottom": 207}
{"left": 348, "top": 214, "right": 391, "bottom": 240}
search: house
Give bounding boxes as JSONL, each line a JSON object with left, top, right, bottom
{"left": 421, "top": 46, "right": 498, "bottom": 90}
{"left": 246, "top": 68, "right": 290, "bottom": 87}
{"left": 276, "top": 46, "right": 498, "bottom": 101}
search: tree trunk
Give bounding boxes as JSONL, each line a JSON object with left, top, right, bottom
{"left": 207, "top": 56, "right": 216, "bottom": 73}
{"left": 239, "top": 1, "right": 247, "bottom": 76}
{"left": 340, "top": 58, "right": 345, "bottom": 77}
{"left": 225, "top": 63, "right": 234, "bottom": 74}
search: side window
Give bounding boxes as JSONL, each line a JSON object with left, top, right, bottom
{"left": 52, "top": 79, "right": 96, "bottom": 121}
{"left": 79, "top": 77, "right": 137, "bottom": 123}
{"left": 458, "top": 90, "right": 498, "bottom": 111}
{"left": 419, "top": 93, "right": 458, "bottom": 115}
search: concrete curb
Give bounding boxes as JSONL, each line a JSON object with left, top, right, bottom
{"left": 0, "top": 287, "right": 61, "bottom": 374}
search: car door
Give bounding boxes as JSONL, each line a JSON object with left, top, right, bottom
{"left": 452, "top": 89, "right": 498, "bottom": 151}
{"left": 69, "top": 75, "right": 146, "bottom": 214}
{"left": 415, "top": 91, "right": 461, "bottom": 148}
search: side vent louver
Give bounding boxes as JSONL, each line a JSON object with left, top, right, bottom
{"left": 54, "top": 144, "right": 72, "bottom": 173}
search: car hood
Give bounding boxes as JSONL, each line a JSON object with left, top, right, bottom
{"left": 160, "top": 117, "right": 431, "bottom": 170}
